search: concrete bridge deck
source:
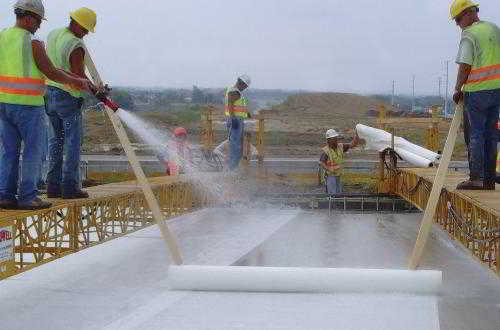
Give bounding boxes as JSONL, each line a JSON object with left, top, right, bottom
{"left": 1, "top": 208, "right": 499, "bottom": 330}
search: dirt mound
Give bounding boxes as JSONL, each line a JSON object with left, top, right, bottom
{"left": 267, "top": 92, "right": 396, "bottom": 135}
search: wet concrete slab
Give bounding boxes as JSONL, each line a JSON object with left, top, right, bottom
{"left": 0, "top": 207, "right": 498, "bottom": 329}
{"left": 235, "top": 211, "right": 500, "bottom": 330}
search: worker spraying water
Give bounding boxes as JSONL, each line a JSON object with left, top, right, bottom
{"left": 45, "top": 7, "right": 116, "bottom": 199}
{"left": 0, "top": 0, "right": 93, "bottom": 210}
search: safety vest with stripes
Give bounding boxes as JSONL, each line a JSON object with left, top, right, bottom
{"left": 322, "top": 144, "right": 345, "bottom": 176}
{"left": 0, "top": 27, "right": 45, "bottom": 106}
{"left": 46, "top": 28, "right": 85, "bottom": 98}
{"left": 462, "top": 21, "right": 500, "bottom": 92}
{"left": 224, "top": 86, "right": 248, "bottom": 118}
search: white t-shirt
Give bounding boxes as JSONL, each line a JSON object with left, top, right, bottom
{"left": 456, "top": 38, "right": 474, "bottom": 65}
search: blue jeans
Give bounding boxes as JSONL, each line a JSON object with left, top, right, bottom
{"left": 326, "top": 175, "right": 342, "bottom": 195}
{"left": 226, "top": 116, "right": 244, "bottom": 169}
{"left": 465, "top": 89, "right": 500, "bottom": 182}
{"left": 44, "top": 87, "right": 83, "bottom": 191}
{"left": 0, "top": 103, "right": 45, "bottom": 203}
{"left": 37, "top": 112, "right": 48, "bottom": 188}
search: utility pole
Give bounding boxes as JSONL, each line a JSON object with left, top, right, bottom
{"left": 391, "top": 80, "right": 395, "bottom": 106}
{"left": 438, "top": 77, "right": 442, "bottom": 99}
{"left": 412, "top": 75, "right": 415, "bottom": 112}
{"left": 444, "top": 61, "right": 449, "bottom": 116}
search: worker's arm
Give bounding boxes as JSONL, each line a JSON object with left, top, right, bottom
{"left": 32, "top": 40, "right": 91, "bottom": 91}
{"left": 453, "top": 63, "right": 472, "bottom": 104}
{"left": 343, "top": 131, "right": 361, "bottom": 152}
{"left": 227, "top": 91, "right": 240, "bottom": 116}
{"left": 69, "top": 47, "right": 90, "bottom": 80}
{"left": 319, "top": 153, "right": 329, "bottom": 170}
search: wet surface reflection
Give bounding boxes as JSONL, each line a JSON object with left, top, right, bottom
{"left": 234, "top": 211, "right": 500, "bottom": 330}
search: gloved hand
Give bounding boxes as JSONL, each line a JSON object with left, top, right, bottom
{"left": 231, "top": 116, "right": 240, "bottom": 130}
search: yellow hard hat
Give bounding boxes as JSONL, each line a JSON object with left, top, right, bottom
{"left": 70, "top": 7, "right": 96, "bottom": 33}
{"left": 450, "top": 0, "right": 479, "bottom": 20}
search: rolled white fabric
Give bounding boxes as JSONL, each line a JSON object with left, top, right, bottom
{"left": 394, "top": 137, "right": 440, "bottom": 162}
{"left": 168, "top": 265, "right": 442, "bottom": 295}
{"left": 394, "top": 147, "right": 433, "bottom": 168}
{"left": 355, "top": 124, "right": 440, "bottom": 166}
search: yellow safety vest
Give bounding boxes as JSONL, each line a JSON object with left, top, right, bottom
{"left": 322, "top": 144, "right": 345, "bottom": 176}
{"left": 46, "top": 28, "right": 85, "bottom": 98}
{"left": 462, "top": 22, "right": 500, "bottom": 92}
{"left": 224, "top": 86, "right": 248, "bottom": 118}
{"left": 0, "top": 27, "right": 45, "bottom": 106}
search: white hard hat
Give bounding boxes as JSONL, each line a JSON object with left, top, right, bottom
{"left": 14, "top": 0, "right": 45, "bottom": 20}
{"left": 238, "top": 74, "right": 251, "bottom": 87}
{"left": 326, "top": 129, "right": 340, "bottom": 139}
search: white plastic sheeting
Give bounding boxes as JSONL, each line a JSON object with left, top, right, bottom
{"left": 356, "top": 124, "right": 441, "bottom": 168}
{"left": 168, "top": 265, "right": 442, "bottom": 294}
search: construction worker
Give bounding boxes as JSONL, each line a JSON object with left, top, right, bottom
{"left": 45, "top": 8, "right": 100, "bottom": 199}
{"left": 0, "top": 0, "right": 91, "bottom": 210}
{"left": 450, "top": 0, "right": 500, "bottom": 190}
{"left": 319, "top": 129, "right": 360, "bottom": 195}
{"left": 224, "top": 74, "right": 251, "bottom": 170}
{"left": 159, "top": 127, "right": 192, "bottom": 176}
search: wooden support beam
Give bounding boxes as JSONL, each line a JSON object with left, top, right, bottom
{"left": 408, "top": 102, "right": 464, "bottom": 270}
{"left": 84, "top": 50, "right": 183, "bottom": 265}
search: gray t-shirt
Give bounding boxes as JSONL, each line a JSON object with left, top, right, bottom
{"left": 456, "top": 38, "right": 474, "bottom": 65}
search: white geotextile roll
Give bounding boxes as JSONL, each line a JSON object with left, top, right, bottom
{"left": 356, "top": 124, "right": 440, "bottom": 165}
{"left": 394, "top": 147, "right": 433, "bottom": 168}
{"left": 168, "top": 266, "right": 442, "bottom": 295}
{"left": 394, "top": 137, "right": 440, "bottom": 162}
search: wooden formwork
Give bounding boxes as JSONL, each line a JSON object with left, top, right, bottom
{"left": 0, "top": 176, "right": 215, "bottom": 279}
{"left": 387, "top": 167, "right": 500, "bottom": 274}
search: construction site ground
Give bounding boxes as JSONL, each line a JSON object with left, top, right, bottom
{"left": 83, "top": 92, "right": 468, "bottom": 159}
{"left": 1, "top": 206, "right": 499, "bottom": 330}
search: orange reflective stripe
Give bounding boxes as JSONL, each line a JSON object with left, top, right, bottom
{"left": 326, "top": 161, "right": 341, "bottom": 169}
{"left": 224, "top": 105, "right": 247, "bottom": 113}
{"left": 467, "top": 64, "right": 500, "bottom": 84}
{"left": 467, "top": 74, "right": 500, "bottom": 84}
{"left": 469, "top": 63, "right": 500, "bottom": 75}
{"left": 0, "top": 75, "right": 45, "bottom": 85}
{"left": 0, "top": 87, "right": 44, "bottom": 96}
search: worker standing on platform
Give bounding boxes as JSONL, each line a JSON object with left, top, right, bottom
{"left": 450, "top": 0, "right": 500, "bottom": 190}
{"left": 45, "top": 7, "right": 99, "bottom": 199}
{"left": 0, "top": 0, "right": 91, "bottom": 210}
{"left": 319, "top": 129, "right": 360, "bottom": 195}
{"left": 224, "top": 75, "right": 251, "bottom": 170}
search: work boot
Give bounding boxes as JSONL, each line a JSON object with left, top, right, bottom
{"left": 483, "top": 181, "right": 496, "bottom": 191}
{"left": 0, "top": 199, "right": 17, "bottom": 210}
{"left": 47, "top": 185, "right": 62, "bottom": 198}
{"left": 62, "top": 189, "right": 89, "bottom": 200}
{"left": 456, "top": 180, "right": 484, "bottom": 190}
{"left": 17, "top": 197, "right": 52, "bottom": 210}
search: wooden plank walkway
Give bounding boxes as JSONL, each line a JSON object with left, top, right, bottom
{"left": 405, "top": 168, "right": 500, "bottom": 216}
{"left": 389, "top": 168, "right": 500, "bottom": 274}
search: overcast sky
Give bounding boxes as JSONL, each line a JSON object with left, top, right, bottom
{"left": 2, "top": 0, "right": 500, "bottom": 95}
